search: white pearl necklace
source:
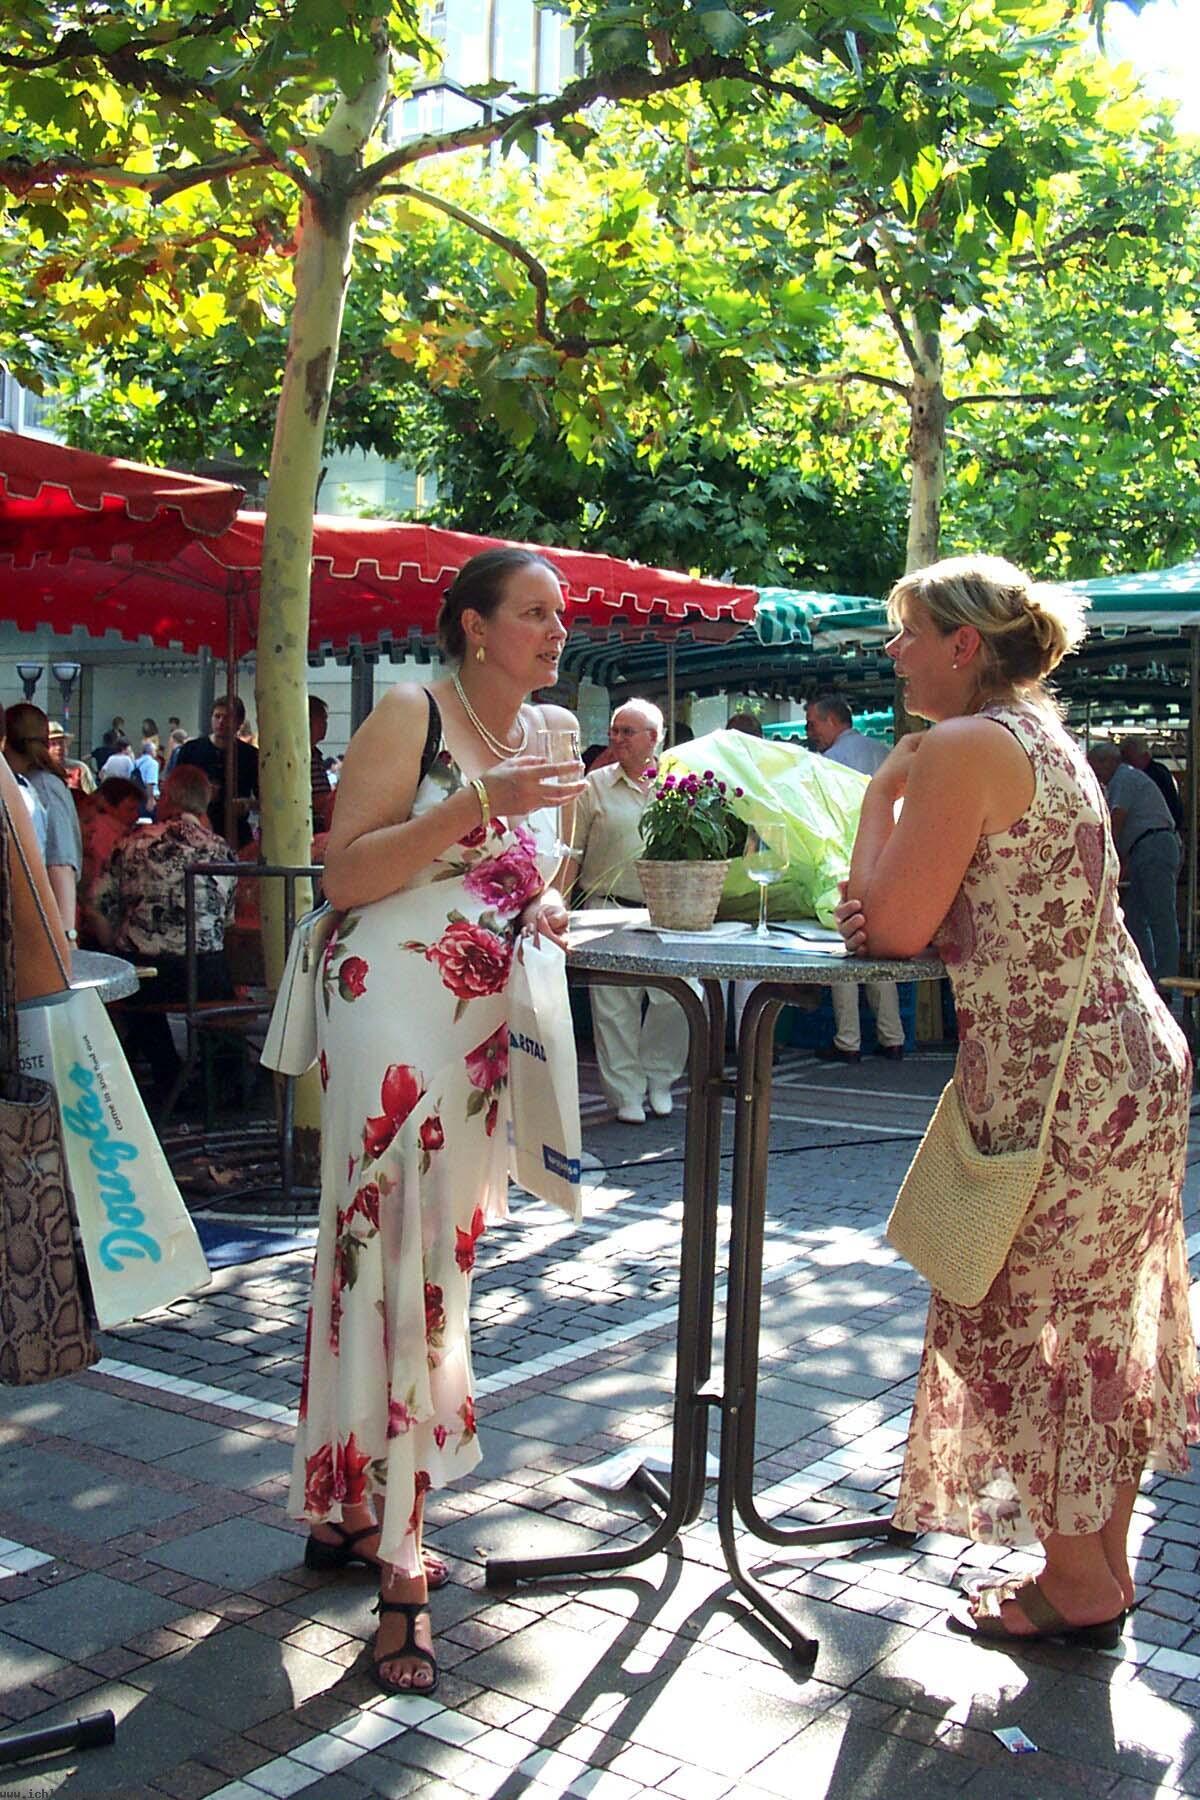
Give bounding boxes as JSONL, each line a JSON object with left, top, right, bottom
{"left": 452, "top": 672, "right": 528, "bottom": 760}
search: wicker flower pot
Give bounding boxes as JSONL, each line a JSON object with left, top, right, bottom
{"left": 634, "top": 858, "right": 730, "bottom": 932}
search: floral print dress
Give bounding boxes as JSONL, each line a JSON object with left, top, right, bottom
{"left": 289, "top": 742, "right": 556, "bottom": 1574}
{"left": 895, "top": 703, "right": 1200, "bottom": 1546}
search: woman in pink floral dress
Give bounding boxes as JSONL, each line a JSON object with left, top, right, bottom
{"left": 837, "top": 555, "right": 1199, "bottom": 1648}
{"left": 289, "top": 549, "right": 584, "bottom": 1695}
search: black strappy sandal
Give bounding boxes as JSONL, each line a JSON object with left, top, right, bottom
{"left": 370, "top": 1597, "right": 438, "bottom": 1697}
{"left": 304, "top": 1523, "right": 450, "bottom": 1589}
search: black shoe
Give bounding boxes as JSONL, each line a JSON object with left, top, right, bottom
{"left": 814, "top": 1043, "right": 860, "bottom": 1064}
{"left": 874, "top": 1044, "right": 904, "bottom": 1061}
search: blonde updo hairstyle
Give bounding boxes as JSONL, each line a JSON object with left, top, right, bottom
{"left": 887, "top": 555, "right": 1087, "bottom": 709}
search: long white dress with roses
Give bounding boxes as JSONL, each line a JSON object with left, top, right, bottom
{"left": 288, "top": 743, "right": 557, "bottom": 1574}
{"left": 894, "top": 703, "right": 1199, "bottom": 1546}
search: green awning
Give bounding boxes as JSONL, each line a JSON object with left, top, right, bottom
{"left": 1066, "top": 559, "right": 1200, "bottom": 630}
{"left": 753, "top": 587, "right": 887, "bottom": 647}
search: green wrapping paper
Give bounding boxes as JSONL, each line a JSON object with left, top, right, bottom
{"left": 658, "top": 730, "right": 867, "bottom": 926}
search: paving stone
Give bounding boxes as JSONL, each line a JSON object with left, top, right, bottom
{"left": 158, "top": 1429, "right": 294, "bottom": 1491}
{"left": 0, "top": 1571, "right": 185, "bottom": 1661}
{"left": 125, "top": 1623, "right": 340, "bottom": 1731}
{"left": 0, "top": 1445, "right": 199, "bottom": 1541}
{"left": 146, "top": 1519, "right": 304, "bottom": 1589}
{"left": 0, "top": 1678, "right": 223, "bottom": 1794}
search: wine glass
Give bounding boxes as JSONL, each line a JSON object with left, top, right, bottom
{"left": 744, "top": 828, "right": 789, "bottom": 940}
{"left": 535, "top": 726, "right": 583, "bottom": 857}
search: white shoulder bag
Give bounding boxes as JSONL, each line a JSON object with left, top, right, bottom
{"left": 260, "top": 903, "right": 337, "bottom": 1078}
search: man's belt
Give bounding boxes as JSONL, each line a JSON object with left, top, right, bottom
{"left": 1127, "top": 827, "right": 1176, "bottom": 857}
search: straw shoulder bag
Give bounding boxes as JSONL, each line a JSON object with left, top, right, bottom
{"left": 0, "top": 788, "right": 98, "bottom": 1385}
{"left": 886, "top": 854, "right": 1105, "bottom": 1308}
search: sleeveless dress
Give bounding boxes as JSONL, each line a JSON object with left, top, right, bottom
{"left": 288, "top": 729, "right": 558, "bottom": 1574}
{"left": 894, "top": 703, "right": 1200, "bottom": 1545}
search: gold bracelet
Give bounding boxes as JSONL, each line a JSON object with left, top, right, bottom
{"left": 470, "top": 776, "right": 490, "bottom": 828}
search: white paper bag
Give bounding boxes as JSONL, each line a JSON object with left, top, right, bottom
{"left": 260, "top": 902, "right": 336, "bottom": 1077}
{"left": 18, "top": 989, "right": 211, "bottom": 1328}
{"left": 506, "top": 937, "right": 582, "bottom": 1223}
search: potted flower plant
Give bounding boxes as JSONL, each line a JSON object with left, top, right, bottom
{"left": 635, "top": 768, "right": 748, "bottom": 931}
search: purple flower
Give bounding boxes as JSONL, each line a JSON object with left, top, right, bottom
{"left": 734, "top": 787, "right": 744, "bottom": 797}
{"left": 662, "top": 774, "right": 675, "bottom": 789}
{"left": 703, "top": 769, "right": 714, "bottom": 780}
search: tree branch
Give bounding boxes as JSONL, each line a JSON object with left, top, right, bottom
{"left": 0, "top": 9, "right": 242, "bottom": 70}
{"left": 783, "top": 368, "right": 910, "bottom": 399}
{"left": 355, "top": 53, "right": 854, "bottom": 194}
{"left": 854, "top": 241, "right": 922, "bottom": 374}
{"left": 373, "top": 183, "right": 621, "bottom": 355}
{"left": 948, "top": 389, "right": 1091, "bottom": 410}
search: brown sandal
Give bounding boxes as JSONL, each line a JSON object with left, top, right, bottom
{"left": 304, "top": 1523, "right": 450, "bottom": 1589}
{"left": 954, "top": 1577, "right": 1125, "bottom": 1649}
{"left": 371, "top": 1597, "right": 438, "bottom": 1697}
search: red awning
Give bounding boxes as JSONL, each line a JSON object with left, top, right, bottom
{"left": 0, "top": 438, "right": 757, "bottom": 654}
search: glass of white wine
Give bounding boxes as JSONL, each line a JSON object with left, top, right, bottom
{"left": 534, "top": 726, "right": 583, "bottom": 856}
{"left": 744, "top": 828, "right": 789, "bottom": 940}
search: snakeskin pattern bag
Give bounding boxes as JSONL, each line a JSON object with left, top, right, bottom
{"left": 0, "top": 791, "right": 98, "bottom": 1385}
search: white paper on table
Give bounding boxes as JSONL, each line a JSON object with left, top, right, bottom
{"left": 629, "top": 920, "right": 748, "bottom": 944}
{"left": 571, "top": 1444, "right": 720, "bottom": 1491}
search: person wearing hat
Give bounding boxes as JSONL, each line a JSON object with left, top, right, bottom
{"left": 47, "top": 721, "right": 96, "bottom": 795}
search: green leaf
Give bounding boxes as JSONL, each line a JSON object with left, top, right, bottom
{"left": 694, "top": 7, "right": 749, "bottom": 53}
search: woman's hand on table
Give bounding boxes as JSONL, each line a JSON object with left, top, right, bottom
{"left": 520, "top": 889, "right": 570, "bottom": 951}
{"left": 834, "top": 885, "right": 869, "bottom": 955}
{"left": 483, "top": 755, "right": 586, "bottom": 818}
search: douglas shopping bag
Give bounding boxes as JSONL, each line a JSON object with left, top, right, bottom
{"left": 18, "top": 988, "right": 211, "bottom": 1329}
{"left": 506, "top": 937, "right": 582, "bottom": 1223}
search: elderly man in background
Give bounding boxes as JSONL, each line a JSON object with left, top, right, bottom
{"left": 806, "top": 692, "right": 906, "bottom": 1063}
{"left": 1089, "top": 740, "right": 1181, "bottom": 987}
{"left": 564, "top": 699, "right": 688, "bottom": 1123}
{"left": 47, "top": 721, "right": 96, "bottom": 795}
{"left": 1119, "top": 733, "right": 1183, "bottom": 832}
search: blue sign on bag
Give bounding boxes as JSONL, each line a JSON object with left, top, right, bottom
{"left": 509, "top": 1029, "right": 547, "bottom": 1061}
{"left": 542, "top": 1144, "right": 580, "bottom": 1183}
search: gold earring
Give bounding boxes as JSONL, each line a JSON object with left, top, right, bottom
{"left": 475, "top": 645, "right": 486, "bottom": 664}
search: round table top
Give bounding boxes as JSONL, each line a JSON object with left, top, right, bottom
{"left": 567, "top": 907, "right": 944, "bottom": 985}
{"left": 71, "top": 948, "right": 141, "bottom": 1003}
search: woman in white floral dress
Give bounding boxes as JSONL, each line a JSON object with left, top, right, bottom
{"left": 289, "top": 549, "right": 584, "bottom": 1696}
{"left": 837, "top": 555, "right": 1199, "bottom": 1648}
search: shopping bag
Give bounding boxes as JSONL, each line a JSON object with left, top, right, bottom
{"left": 18, "top": 988, "right": 211, "bottom": 1329}
{"left": 260, "top": 902, "right": 337, "bottom": 1077}
{"left": 506, "top": 937, "right": 582, "bottom": 1223}
{"left": 660, "top": 729, "right": 867, "bottom": 926}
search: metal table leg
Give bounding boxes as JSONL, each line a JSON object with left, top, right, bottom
{"left": 487, "top": 971, "right": 724, "bottom": 1587}
{"left": 716, "top": 982, "right": 914, "bottom": 1664}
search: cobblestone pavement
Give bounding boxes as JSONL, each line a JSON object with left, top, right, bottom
{"left": 3, "top": 1046, "right": 1200, "bottom": 1799}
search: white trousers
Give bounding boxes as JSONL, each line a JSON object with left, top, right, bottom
{"left": 831, "top": 980, "right": 904, "bottom": 1052}
{"left": 589, "top": 982, "right": 690, "bottom": 1110}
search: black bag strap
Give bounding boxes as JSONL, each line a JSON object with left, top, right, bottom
{"left": 418, "top": 691, "right": 442, "bottom": 785}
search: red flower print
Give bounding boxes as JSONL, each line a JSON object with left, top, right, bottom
{"left": 334, "top": 1433, "right": 371, "bottom": 1506}
{"left": 486, "top": 1098, "right": 499, "bottom": 1137}
{"left": 434, "top": 1423, "right": 447, "bottom": 1449}
{"left": 458, "top": 822, "right": 488, "bottom": 849}
{"left": 424, "top": 1281, "right": 445, "bottom": 1343}
{"left": 304, "top": 1443, "right": 335, "bottom": 1514}
{"left": 1087, "top": 1343, "right": 1126, "bottom": 1423}
{"left": 425, "top": 918, "right": 512, "bottom": 1001}
{"left": 455, "top": 1205, "right": 487, "bottom": 1273}
{"left": 459, "top": 1396, "right": 477, "bottom": 1442}
{"left": 465, "top": 1023, "right": 509, "bottom": 1092}
{"left": 319, "top": 1050, "right": 329, "bottom": 1091}
{"left": 329, "top": 1259, "right": 343, "bottom": 1354}
{"left": 350, "top": 1181, "right": 380, "bottom": 1230}
{"left": 409, "top": 1468, "right": 432, "bottom": 1531}
{"left": 338, "top": 955, "right": 369, "bottom": 1000}
{"left": 463, "top": 844, "right": 543, "bottom": 916}
{"left": 387, "top": 1398, "right": 416, "bottom": 1437}
{"left": 298, "top": 1308, "right": 313, "bottom": 1422}
{"left": 363, "top": 1062, "right": 427, "bottom": 1161}
{"left": 419, "top": 1115, "right": 445, "bottom": 1154}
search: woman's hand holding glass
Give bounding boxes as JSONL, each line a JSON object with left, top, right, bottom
{"left": 533, "top": 726, "right": 585, "bottom": 856}
{"left": 744, "top": 827, "right": 790, "bottom": 940}
{"left": 481, "top": 751, "right": 586, "bottom": 820}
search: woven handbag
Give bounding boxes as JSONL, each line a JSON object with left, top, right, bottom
{"left": 886, "top": 848, "right": 1105, "bottom": 1308}
{"left": 0, "top": 791, "right": 98, "bottom": 1385}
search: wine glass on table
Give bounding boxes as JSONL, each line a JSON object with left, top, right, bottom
{"left": 744, "top": 828, "right": 789, "bottom": 941}
{"left": 534, "top": 726, "right": 583, "bottom": 859}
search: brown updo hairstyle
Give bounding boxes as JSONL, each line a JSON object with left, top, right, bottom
{"left": 887, "top": 554, "right": 1087, "bottom": 708}
{"left": 4, "top": 703, "right": 67, "bottom": 783}
{"left": 436, "top": 548, "right": 564, "bottom": 662}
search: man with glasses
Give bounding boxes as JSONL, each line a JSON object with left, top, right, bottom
{"left": 563, "top": 700, "right": 688, "bottom": 1123}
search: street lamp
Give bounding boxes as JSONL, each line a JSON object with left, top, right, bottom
{"left": 15, "top": 661, "right": 43, "bottom": 702}
{"left": 51, "top": 660, "right": 81, "bottom": 728}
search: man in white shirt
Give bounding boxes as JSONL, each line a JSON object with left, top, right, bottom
{"left": 806, "top": 694, "right": 906, "bottom": 1063}
{"left": 563, "top": 700, "right": 688, "bottom": 1123}
{"left": 1089, "top": 741, "right": 1181, "bottom": 985}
